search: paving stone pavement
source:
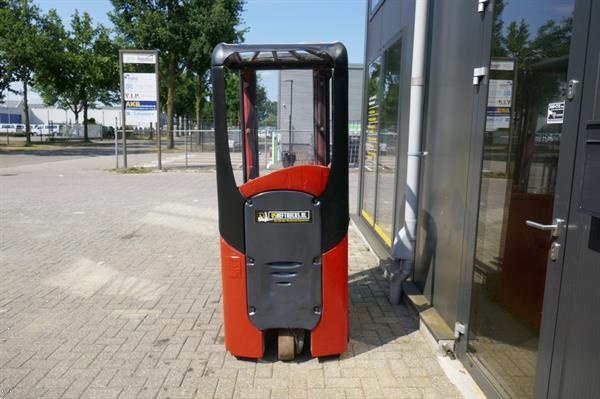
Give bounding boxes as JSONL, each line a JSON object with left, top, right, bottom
{"left": 0, "top": 152, "right": 462, "bottom": 399}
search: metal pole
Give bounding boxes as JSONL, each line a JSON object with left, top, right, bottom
{"left": 287, "top": 80, "right": 294, "bottom": 153}
{"left": 114, "top": 116, "right": 119, "bottom": 168}
{"left": 185, "top": 117, "right": 188, "bottom": 169}
{"left": 119, "top": 50, "right": 128, "bottom": 168}
{"left": 389, "top": 0, "right": 429, "bottom": 304}
{"left": 155, "top": 51, "right": 161, "bottom": 170}
{"left": 5, "top": 109, "right": 8, "bottom": 144}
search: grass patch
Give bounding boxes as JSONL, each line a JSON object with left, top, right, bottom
{"left": 160, "top": 146, "right": 185, "bottom": 153}
{"left": 111, "top": 166, "right": 153, "bottom": 174}
{"left": 0, "top": 140, "right": 105, "bottom": 151}
{"left": 483, "top": 170, "right": 508, "bottom": 179}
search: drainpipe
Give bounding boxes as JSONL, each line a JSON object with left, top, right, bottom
{"left": 388, "top": 0, "right": 429, "bottom": 304}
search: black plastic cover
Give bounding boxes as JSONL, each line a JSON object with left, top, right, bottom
{"left": 244, "top": 191, "right": 322, "bottom": 330}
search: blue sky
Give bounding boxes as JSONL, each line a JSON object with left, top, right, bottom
{"left": 15, "top": 0, "right": 366, "bottom": 102}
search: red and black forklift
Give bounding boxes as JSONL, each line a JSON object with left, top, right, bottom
{"left": 211, "top": 42, "right": 349, "bottom": 361}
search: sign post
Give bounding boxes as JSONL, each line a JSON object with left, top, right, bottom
{"left": 119, "top": 50, "right": 161, "bottom": 169}
{"left": 184, "top": 116, "right": 188, "bottom": 169}
{"left": 114, "top": 116, "right": 119, "bottom": 168}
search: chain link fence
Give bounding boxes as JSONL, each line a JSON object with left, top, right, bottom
{"left": 170, "top": 119, "right": 361, "bottom": 170}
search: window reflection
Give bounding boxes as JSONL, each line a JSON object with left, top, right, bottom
{"left": 375, "top": 41, "right": 402, "bottom": 245}
{"left": 360, "top": 57, "right": 381, "bottom": 226}
{"left": 469, "top": 0, "right": 574, "bottom": 397}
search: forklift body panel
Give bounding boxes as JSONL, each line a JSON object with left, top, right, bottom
{"left": 212, "top": 42, "right": 349, "bottom": 359}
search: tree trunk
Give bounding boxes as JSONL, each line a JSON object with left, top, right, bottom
{"left": 74, "top": 110, "right": 79, "bottom": 137}
{"left": 23, "top": 78, "right": 31, "bottom": 146}
{"left": 83, "top": 101, "right": 89, "bottom": 142}
{"left": 166, "top": 53, "right": 175, "bottom": 149}
{"left": 195, "top": 75, "right": 203, "bottom": 129}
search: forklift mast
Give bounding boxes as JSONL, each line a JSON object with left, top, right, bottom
{"left": 211, "top": 42, "right": 349, "bottom": 360}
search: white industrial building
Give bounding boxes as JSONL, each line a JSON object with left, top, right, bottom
{"left": 1, "top": 100, "right": 122, "bottom": 128}
{"left": 278, "top": 63, "right": 364, "bottom": 139}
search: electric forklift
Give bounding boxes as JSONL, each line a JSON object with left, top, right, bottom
{"left": 211, "top": 42, "right": 349, "bottom": 361}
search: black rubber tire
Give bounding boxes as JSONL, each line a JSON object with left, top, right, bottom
{"left": 278, "top": 329, "right": 295, "bottom": 361}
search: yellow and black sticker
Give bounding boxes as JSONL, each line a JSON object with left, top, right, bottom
{"left": 255, "top": 210, "right": 312, "bottom": 223}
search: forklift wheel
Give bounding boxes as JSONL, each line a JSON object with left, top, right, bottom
{"left": 277, "top": 330, "right": 295, "bottom": 361}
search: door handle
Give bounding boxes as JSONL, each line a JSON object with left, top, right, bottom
{"left": 525, "top": 219, "right": 564, "bottom": 238}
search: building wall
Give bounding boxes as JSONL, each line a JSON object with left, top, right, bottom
{"left": 358, "top": 0, "right": 489, "bottom": 329}
{"left": 1, "top": 101, "right": 121, "bottom": 127}
{"left": 0, "top": 113, "right": 22, "bottom": 124}
{"left": 277, "top": 64, "right": 364, "bottom": 142}
{"left": 348, "top": 65, "right": 365, "bottom": 126}
{"left": 414, "top": 0, "right": 490, "bottom": 328}
{"left": 278, "top": 70, "right": 314, "bottom": 145}
{"left": 0, "top": 101, "right": 24, "bottom": 124}
{"left": 29, "top": 106, "right": 121, "bottom": 127}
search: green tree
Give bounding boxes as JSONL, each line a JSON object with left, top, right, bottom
{"left": 504, "top": 19, "right": 531, "bottom": 62}
{"left": 186, "top": 0, "right": 244, "bottom": 128}
{"left": 0, "top": 58, "right": 10, "bottom": 102}
{"left": 35, "top": 11, "right": 118, "bottom": 141}
{"left": 0, "top": 0, "right": 61, "bottom": 145}
{"left": 224, "top": 70, "right": 240, "bottom": 122}
{"left": 111, "top": 0, "right": 244, "bottom": 147}
{"left": 159, "top": 68, "right": 195, "bottom": 132}
{"left": 255, "top": 80, "right": 276, "bottom": 126}
{"left": 531, "top": 17, "right": 573, "bottom": 60}
{"left": 111, "top": 0, "right": 190, "bottom": 148}
{"left": 491, "top": 0, "right": 507, "bottom": 57}
{"left": 199, "top": 72, "right": 272, "bottom": 127}
{"left": 172, "top": 71, "right": 196, "bottom": 121}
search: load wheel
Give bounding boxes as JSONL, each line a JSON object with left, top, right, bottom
{"left": 277, "top": 329, "right": 295, "bottom": 361}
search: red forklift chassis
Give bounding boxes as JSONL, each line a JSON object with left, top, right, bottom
{"left": 211, "top": 43, "right": 349, "bottom": 360}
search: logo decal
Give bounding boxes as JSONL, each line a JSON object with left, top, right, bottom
{"left": 256, "top": 210, "right": 312, "bottom": 223}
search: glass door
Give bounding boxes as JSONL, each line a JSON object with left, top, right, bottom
{"left": 359, "top": 40, "right": 402, "bottom": 247}
{"left": 360, "top": 57, "right": 381, "bottom": 228}
{"left": 374, "top": 41, "right": 402, "bottom": 246}
{"left": 467, "top": 0, "right": 575, "bottom": 397}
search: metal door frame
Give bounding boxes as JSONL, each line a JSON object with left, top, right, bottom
{"left": 452, "top": 0, "right": 497, "bottom": 396}
{"left": 540, "top": 1, "right": 596, "bottom": 397}
{"left": 452, "top": 0, "right": 593, "bottom": 398}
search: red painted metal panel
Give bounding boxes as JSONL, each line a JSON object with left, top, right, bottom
{"left": 238, "top": 165, "right": 330, "bottom": 198}
{"left": 220, "top": 237, "right": 264, "bottom": 358}
{"left": 311, "top": 235, "right": 349, "bottom": 357}
{"left": 241, "top": 69, "right": 258, "bottom": 180}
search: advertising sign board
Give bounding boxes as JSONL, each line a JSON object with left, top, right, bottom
{"left": 122, "top": 53, "right": 156, "bottom": 64}
{"left": 124, "top": 73, "right": 157, "bottom": 125}
{"left": 119, "top": 49, "right": 161, "bottom": 169}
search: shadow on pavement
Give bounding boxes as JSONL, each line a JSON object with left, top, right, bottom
{"left": 237, "top": 265, "right": 417, "bottom": 363}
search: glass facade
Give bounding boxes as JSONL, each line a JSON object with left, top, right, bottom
{"left": 468, "top": 0, "right": 574, "bottom": 397}
{"left": 374, "top": 42, "right": 402, "bottom": 245}
{"left": 360, "top": 57, "right": 381, "bottom": 228}
{"left": 360, "top": 40, "right": 402, "bottom": 247}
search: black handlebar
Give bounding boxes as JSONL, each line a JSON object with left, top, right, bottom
{"left": 211, "top": 42, "right": 347, "bottom": 70}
